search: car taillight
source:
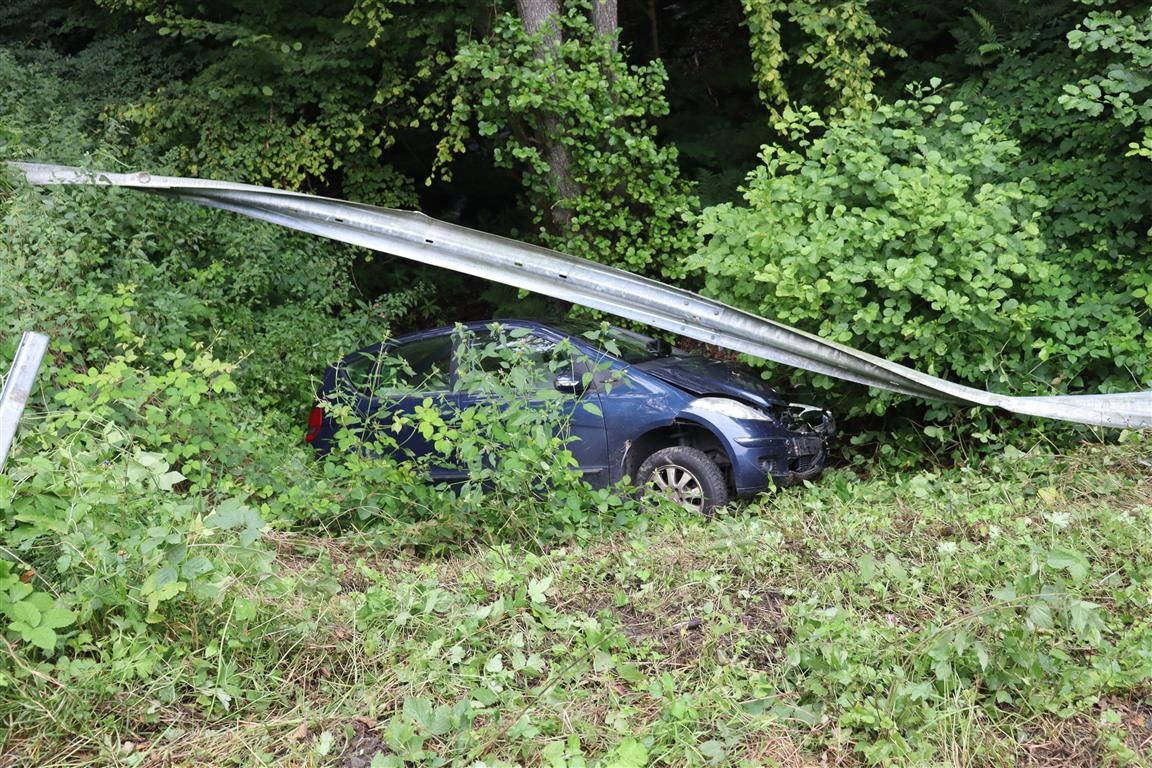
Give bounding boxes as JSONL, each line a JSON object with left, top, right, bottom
{"left": 305, "top": 406, "right": 324, "bottom": 443}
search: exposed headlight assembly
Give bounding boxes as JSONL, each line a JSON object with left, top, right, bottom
{"left": 790, "top": 403, "right": 835, "bottom": 435}
{"left": 690, "top": 397, "right": 773, "bottom": 421}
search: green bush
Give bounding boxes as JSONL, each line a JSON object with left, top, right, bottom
{"left": 692, "top": 91, "right": 1152, "bottom": 455}
{"left": 308, "top": 323, "right": 639, "bottom": 551}
{"left": 0, "top": 346, "right": 285, "bottom": 689}
{"left": 0, "top": 330, "right": 635, "bottom": 730}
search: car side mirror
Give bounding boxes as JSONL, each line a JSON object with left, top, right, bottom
{"left": 554, "top": 373, "right": 585, "bottom": 395}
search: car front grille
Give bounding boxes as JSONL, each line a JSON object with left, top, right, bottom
{"left": 787, "top": 435, "right": 824, "bottom": 457}
{"left": 759, "top": 435, "right": 825, "bottom": 478}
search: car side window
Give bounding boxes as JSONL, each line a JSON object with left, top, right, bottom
{"left": 388, "top": 335, "right": 453, "bottom": 393}
{"left": 457, "top": 329, "right": 570, "bottom": 394}
{"left": 342, "top": 335, "right": 453, "bottom": 397}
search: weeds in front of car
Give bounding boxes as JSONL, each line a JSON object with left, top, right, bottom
{"left": 2, "top": 335, "right": 1152, "bottom": 766}
{"left": 313, "top": 322, "right": 638, "bottom": 550}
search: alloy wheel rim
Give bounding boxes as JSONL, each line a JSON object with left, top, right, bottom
{"left": 648, "top": 464, "right": 704, "bottom": 513}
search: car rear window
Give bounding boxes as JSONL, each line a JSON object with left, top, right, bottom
{"left": 341, "top": 335, "right": 453, "bottom": 397}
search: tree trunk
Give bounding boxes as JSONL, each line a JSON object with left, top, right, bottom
{"left": 517, "top": 0, "right": 563, "bottom": 48}
{"left": 515, "top": 0, "right": 579, "bottom": 232}
{"left": 645, "top": 0, "right": 659, "bottom": 58}
{"left": 591, "top": 0, "right": 618, "bottom": 51}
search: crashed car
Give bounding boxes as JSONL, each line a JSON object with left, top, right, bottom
{"left": 306, "top": 320, "right": 834, "bottom": 514}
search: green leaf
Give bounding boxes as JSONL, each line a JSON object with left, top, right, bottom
{"left": 205, "top": 498, "right": 266, "bottom": 546}
{"left": 156, "top": 471, "right": 186, "bottom": 491}
{"left": 1068, "top": 600, "right": 1103, "bottom": 644}
{"left": 22, "top": 625, "right": 59, "bottom": 652}
{"left": 40, "top": 606, "right": 75, "bottom": 631}
{"left": 9, "top": 600, "right": 41, "bottom": 626}
{"left": 527, "top": 576, "right": 552, "bottom": 604}
{"left": 610, "top": 737, "right": 649, "bottom": 767}
{"left": 1046, "top": 548, "right": 1089, "bottom": 582}
{"left": 1027, "top": 601, "right": 1053, "bottom": 630}
{"left": 699, "top": 740, "right": 727, "bottom": 763}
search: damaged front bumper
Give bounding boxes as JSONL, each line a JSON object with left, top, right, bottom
{"left": 728, "top": 402, "right": 835, "bottom": 492}
{"left": 773, "top": 403, "right": 835, "bottom": 487}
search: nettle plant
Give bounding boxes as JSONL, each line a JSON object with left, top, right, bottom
{"left": 317, "top": 324, "right": 634, "bottom": 548}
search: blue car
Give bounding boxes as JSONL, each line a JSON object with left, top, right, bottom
{"left": 306, "top": 320, "right": 834, "bottom": 514}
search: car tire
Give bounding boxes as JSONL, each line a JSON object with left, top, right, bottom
{"left": 637, "top": 446, "right": 729, "bottom": 517}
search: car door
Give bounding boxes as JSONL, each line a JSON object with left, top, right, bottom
{"left": 452, "top": 325, "right": 611, "bottom": 486}
{"left": 345, "top": 331, "right": 456, "bottom": 470}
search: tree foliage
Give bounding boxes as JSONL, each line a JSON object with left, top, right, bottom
{"left": 91, "top": 0, "right": 455, "bottom": 204}
{"left": 741, "top": 0, "right": 903, "bottom": 115}
{"left": 692, "top": 92, "right": 1152, "bottom": 433}
{"left": 426, "top": 3, "right": 699, "bottom": 278}
{"left": 0, "top": 48, "right": 433, "bottom": 416}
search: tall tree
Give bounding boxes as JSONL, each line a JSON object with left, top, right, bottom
{"left": 422, "top": 0, "right": 698, "bottom": 278}
{"left": 515, "top": 0, "right": 579, "bottom": 231}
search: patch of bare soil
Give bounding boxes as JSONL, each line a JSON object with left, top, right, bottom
{"left": 569, "top": 585, "right": 789, "bottom": 669}
{"left": 336, "top": 718, "right": 390, "bottom": 768}
{"left": 1105, "top": 695, "right": 1152, "bottom": 762}
{"left": 1018, "top": 696, "right": 1152, "bottom": 767}
{"left": 1019, "top": 713, "right": 1103, "bottom": 768}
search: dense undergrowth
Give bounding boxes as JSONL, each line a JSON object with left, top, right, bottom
{"left": 2, "top": 350, "right": 1149, "bottom": 766}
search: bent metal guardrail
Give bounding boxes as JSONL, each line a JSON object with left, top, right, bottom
{"left": 0, "top": 331, "right": 49, "bottom": 472}
{"left": 12, "top": 162, "right": 1152, "bottom": 429}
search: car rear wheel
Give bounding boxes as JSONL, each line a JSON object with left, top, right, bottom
{"left": 637, "top": 446, "right": 728, "bottom": 517}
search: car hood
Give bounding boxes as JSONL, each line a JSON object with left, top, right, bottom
{"left": 635, "top": 356, "right": 785, "bottom": 410}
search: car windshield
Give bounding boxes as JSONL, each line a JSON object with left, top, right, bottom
{"left": 551, "top": 320, "right": 676, "bottom": 364}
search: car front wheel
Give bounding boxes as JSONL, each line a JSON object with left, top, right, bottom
{"left": 637, "top": 446, "right": 729, "bottom": 517}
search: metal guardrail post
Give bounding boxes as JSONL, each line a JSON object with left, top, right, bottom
{"left": 0, "top": 331, "right": 50, "bottom": 472}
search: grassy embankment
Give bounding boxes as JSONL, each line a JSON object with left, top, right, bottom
{"left": 4, "top": 440, "right": 1150, "bottom": 767}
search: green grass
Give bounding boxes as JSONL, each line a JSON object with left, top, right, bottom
{"left": 3, "top": 441, "right": 1152, "bottom": 767}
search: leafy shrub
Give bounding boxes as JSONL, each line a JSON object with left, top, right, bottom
{"left": 0, "top": 345, "right": 284, "bottom": 698}
{"left": 1060, "top": 4, "right": 1152, "bottom": 159}
{"left": 1, "top": 42, "right": 435, "bottom": 419}
{"left": 692, "top": 91, "right": 1152, "bottom": 454}
{"left": 0, "top": 178, "right": 429, "bottom": 417}
{"left": 309, "top": 324, "right": 638, "bottom": 551}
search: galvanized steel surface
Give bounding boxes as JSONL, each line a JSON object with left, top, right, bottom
{"left": 0, "top": 331, "right": 49, "bottom": 472}
{"left": 13, "top": 162, "right": 1152, "bottom": 429}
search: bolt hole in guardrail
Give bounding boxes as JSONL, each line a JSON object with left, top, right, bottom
{"left": 0, "top": 332, "right": 49, "bottom": 472}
